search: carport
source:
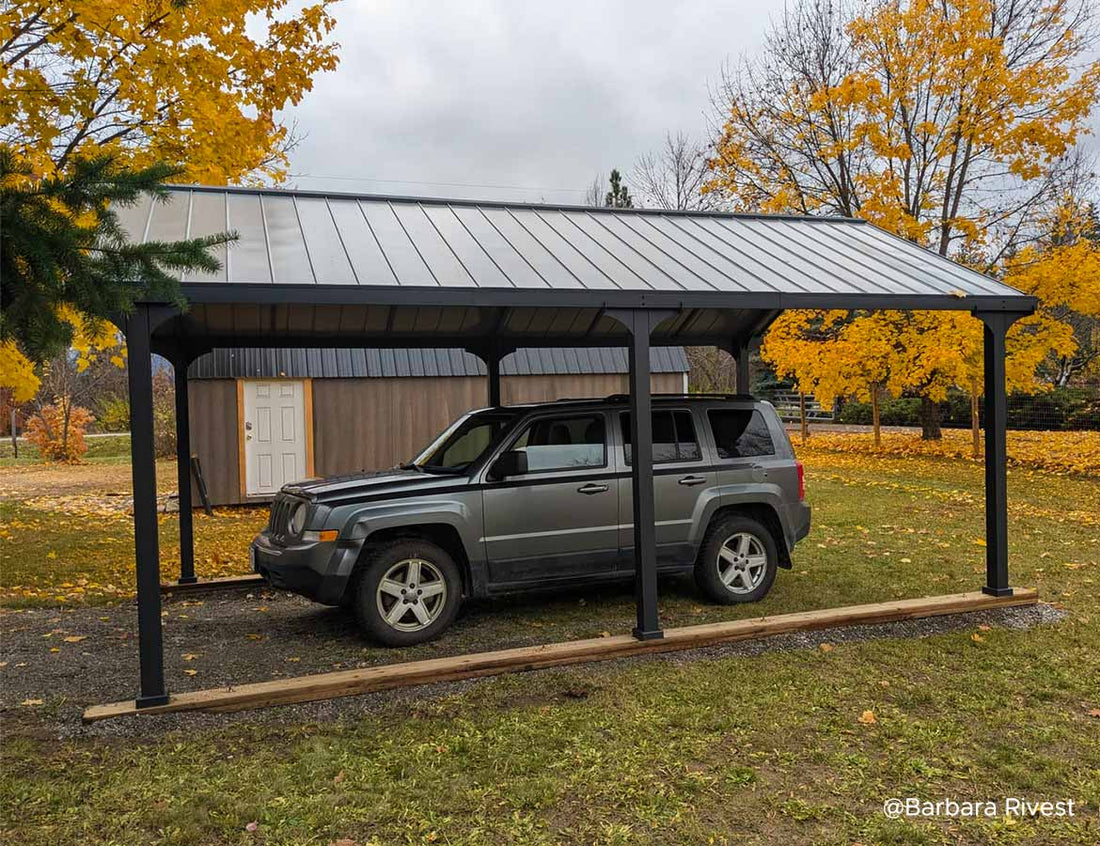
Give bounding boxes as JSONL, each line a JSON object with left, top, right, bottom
{"left": 112, "top": 186, "right": 1035, "bottom": 711}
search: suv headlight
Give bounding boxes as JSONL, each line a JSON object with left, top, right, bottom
{"left": 287, "top": 501, "right": 307, "bottom": 536}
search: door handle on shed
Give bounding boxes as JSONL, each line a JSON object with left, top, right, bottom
{"left": 577, "top": 483, "right": 609, "bottom": 495}
{"left": 678, "top": 475, "right": 707, "bottom": 486}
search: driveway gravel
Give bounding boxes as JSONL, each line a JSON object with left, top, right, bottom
{"left": 0, "top": 586, "right": 1063, "bottom": 740}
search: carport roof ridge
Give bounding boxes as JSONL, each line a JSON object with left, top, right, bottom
{"left": 122, "top": 184, "right": 1034, "bottom": 312}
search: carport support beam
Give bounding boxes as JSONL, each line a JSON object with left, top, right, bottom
{"left": 976, "top": 310, "right": 1022, "bottom": 597}
{"left": 125, "top": 304, "right": 169, "bottom": 707}
{"left": 487, "top": 351, "right": 502, "bottom": 407}
{"left": 734, "top": 340, "right": 751, "bottom": 395}
{"left": 174, "top": 359, "right": 197, "bottom": 584}
{"left": 617, "top": 309, "right": 676, "bottom": 640}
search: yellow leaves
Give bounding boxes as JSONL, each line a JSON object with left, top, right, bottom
{"left": 183, "top": 669, "right": 197, "bottom": 676}
{"left": 62, "top": 635, "right": 86, "bottom": 643}
{"left": 797, "top": 426, "right": 1100, "bottom": 477}
{"left": 0, "top": 339, "right": 40, "bottom": 402}
{"left": 858, "top": 710, "right": 877, "bottom": 724}
{"left": 3, "top": 2, "right": 340, "bottom": 183}
{"left": 818, "top": 643, "right": 835, "bottom": 653}
{"left": 20, "top": 699, "right": 44, "bottom": 707}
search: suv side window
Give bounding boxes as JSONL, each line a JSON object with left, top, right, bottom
{"left": 621, "top": 410, "right": 701, "bottom": 464}
{"left": 511, "top": 414, "right": 606, "bottom": 472}
{"left": 708, "top": 409, "right": 775, "bottom": 458}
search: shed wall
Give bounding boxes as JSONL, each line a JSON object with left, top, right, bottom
{"left": 187, "top": 380, "right": 244, "bottom": 505}
{"left": 189, "top": 372, "right": 684, "bottom": 505}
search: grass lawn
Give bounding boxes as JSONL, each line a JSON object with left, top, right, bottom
{"left": 0, "top": 432, "right": 131, "bottom": 466}
{"left": 1, "top": 444, "right": 1098, "bottom": 844}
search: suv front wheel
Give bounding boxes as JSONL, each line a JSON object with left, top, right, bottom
{"left": 354, "top": 539, "right": 462, "bottom": 646}
{"left": 695, "top": 514, "right": 778, "bottom": 604}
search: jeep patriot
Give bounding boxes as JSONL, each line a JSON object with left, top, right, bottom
{"left": 251, "top": 395, "right": 811, "bottom": 645}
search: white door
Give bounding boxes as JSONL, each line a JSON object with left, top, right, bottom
{"left": 242, "top": 380, "right": 308, "bottom": 496}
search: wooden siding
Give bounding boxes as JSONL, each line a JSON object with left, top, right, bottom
{"left": 188, "top": 380, "right": 245, "bottom": 505}
{"left": 191, "top": 372, "right": 684, "bottom": 504}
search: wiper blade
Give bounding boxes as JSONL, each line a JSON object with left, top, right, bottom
{"left": 398, "top": 462, "right": 423, "bottom": 472}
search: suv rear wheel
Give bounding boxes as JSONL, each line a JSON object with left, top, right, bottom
{"left": 354, "top": 539, "right": 462, "bottom": 646}
{"left": 694, "top": 514, "right": 778, "bottom": 604}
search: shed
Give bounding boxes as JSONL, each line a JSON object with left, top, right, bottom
{"left": 187, "top": 346, "right": 689, "bottom": 504}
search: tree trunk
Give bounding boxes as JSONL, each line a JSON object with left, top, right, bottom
{"left": 871, "top": 384, "right": 881, "bottom": 449}
{"left": 970, "top": 381, "right": 981, "bottom": 459}
{"left": 799, "top": 392, "right": 809, "bottom": 443}
{"left": 10, "top": 407, "right": 17, "bottom": 459}
{"left": 919, "top": 395, "right": 942, "bottom": 440}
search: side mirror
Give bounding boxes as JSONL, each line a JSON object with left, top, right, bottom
{"left": 489, "top": 449, "right": 527, "bottom": 480}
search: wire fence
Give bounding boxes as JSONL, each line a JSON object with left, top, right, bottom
{"left": 760, "top": 387, "right": 1100, "bottom": 432}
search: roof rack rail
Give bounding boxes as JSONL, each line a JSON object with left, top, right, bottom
{"left": 539, "top": 393, "right": 758, "bottom": 405}
{"left": 604, "top": 393, "right": 755, "bottom": 401}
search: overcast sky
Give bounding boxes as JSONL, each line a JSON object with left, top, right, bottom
{"left": 281, "top": 0, "right": 1099, "bottom": 204}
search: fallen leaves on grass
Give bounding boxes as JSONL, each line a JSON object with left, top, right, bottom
{"left": 20, "top": 699, "right": 43, "bottom": 706}
{"left": 797, "top": 429, "right": 1099, "bottom": 476}
{"left": 858, "top": 710, "right": 877, "bottom": 725}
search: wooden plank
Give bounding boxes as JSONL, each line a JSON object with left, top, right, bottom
{"left": 84, "top": 588, "right": 1037, "bottom": 723}
{"left": 303, "top": 378, "right": 315, "bottom": 476}
{"left": 160, "top": 574, "right": 265, "bottom": 594}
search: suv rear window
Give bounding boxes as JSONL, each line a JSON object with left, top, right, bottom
{"left": 708, "top": 409, "right": 775, "bottom": 458}
{"left": 621, "top": 410, "right": 701, "bottom": 464}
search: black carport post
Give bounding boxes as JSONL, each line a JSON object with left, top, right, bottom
{"left": 124, "top": 304, "right": 169, "bottom": 707}
{"left": 734, "top": 339, "right": 751, "bottom": 394}
{"left": 975, "top": 310, "right": 1024, "bottom": 597}
{"left": 613, "top": 308, "right": 673, "bottom": 640}
{"left": 487, "top": 351, "right": 502, "bottom": 407}
{"left": 174, "top": 358, "right": 197, "bottom": 584}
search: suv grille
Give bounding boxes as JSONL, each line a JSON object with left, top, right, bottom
{"left": 268, "top": 495, "right": 297, "bottom": 543}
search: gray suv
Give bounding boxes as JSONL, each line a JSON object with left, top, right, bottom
{"left": 251, "top": 395, "right": 810, "bottom": 645}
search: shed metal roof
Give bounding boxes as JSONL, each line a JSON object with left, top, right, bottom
{"left": 121, "top": 186, "right": 1029, "bottom": 303}
{"left": 189, "top": 346, "right": 689, "bottom": 380}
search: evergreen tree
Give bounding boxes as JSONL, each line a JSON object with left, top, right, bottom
{"left": 0, "top": 150, "right": 233, "bottom": 364}
{"left": 604, "top": 169, "right": 633, "bottom": 208}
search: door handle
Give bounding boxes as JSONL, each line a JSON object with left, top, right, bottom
{"left": 577, "top": 483, "right": 609, "bottom": 495}
{"left": 678, "top": 475, "right": 707, "bottom": 486}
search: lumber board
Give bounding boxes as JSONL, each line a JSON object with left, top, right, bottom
{"left": 160, "top": 574, "right": 265, "bottom": 594}
{"left": 84, "top": 588, "right": 1038, "bottom": 723}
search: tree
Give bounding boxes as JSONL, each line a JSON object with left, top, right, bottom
{"left": 0, "top": 1, "right": 339, "bottom": 183}
{"left": 709, "top": 0, "right": 1100, "bottom": 439}
{"left": 584, "top": 174, "right": 606, "bottom": 207}
{"left": 0, "top": 151, "right": 232, "bottom": 397}
{"left": 1006, "top": 202, "right": 1100, "bottom": 386}
{"left": 633, "top": 132, "right": 722, "bottom": 211}
{"left": 605, "top": 168, "right": 634, "bottom": 208}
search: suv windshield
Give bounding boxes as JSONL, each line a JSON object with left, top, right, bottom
{"left": 413, "top": 409, "right": 520, "bottom": 473}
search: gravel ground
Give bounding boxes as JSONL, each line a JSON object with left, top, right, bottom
{"left": 0, "top": 589, "right": 1064, "bottom": 741}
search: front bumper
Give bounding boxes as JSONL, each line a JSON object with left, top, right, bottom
{"left": 251, "top": 531, "right": 362, "bottom": 606}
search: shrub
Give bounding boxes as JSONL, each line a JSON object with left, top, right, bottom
{"left": 151, "top": 369, "right": 176, "bottom": 458}
{"left": 95, "top": 394, "right": 130, "bottom": 432}
{"left": 837, "top": 388, "right": 1099, "bottom": 431}
{"left": 24, "top": 398, "right": 95, "bottom": 462}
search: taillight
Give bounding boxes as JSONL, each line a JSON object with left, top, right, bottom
{"left": 796, "top": 461, "right": 805, "bottom": 500}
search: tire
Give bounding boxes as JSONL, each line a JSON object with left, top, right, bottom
{"left": 353, "top": 538, "right": 463, "bottom": 646}
{"left": 694, "top": 514, "right": 778, "bottom": 604}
